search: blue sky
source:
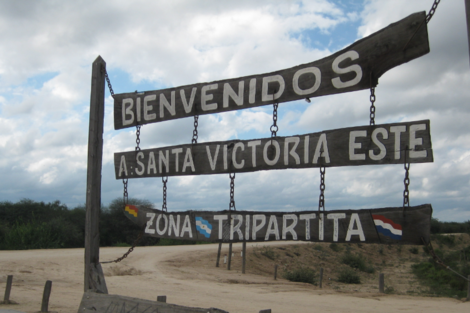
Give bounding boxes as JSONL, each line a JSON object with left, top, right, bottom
{"left": 0, "top": 0, "right": 469, "bottom": 222}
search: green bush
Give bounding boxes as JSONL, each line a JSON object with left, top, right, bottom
{"left": 260, "top": 246, "right": 277, "bottom": 260}
{"left": 284, "top": 267, "right": 317, "bottom": 285}
{"left": 329, "top": 243, "right": 341, "bottom": 252}
{"left": 341, "top": 253, "right": 375, "bottom": 273}
{"left": 409, "top": 247, "right": 419, "bottom": 254}
{"left": 432, "top": 234, "right": 456, "bottom": 248}
{"left": 337, "top": 268, "right": 361, "bottom": 284}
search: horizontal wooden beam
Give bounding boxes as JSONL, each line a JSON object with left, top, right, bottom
{"left": 114, "top": 11, "right": 429, "bottom": 129}
{"left": 123, "top": 204, "right": 432, "bottom": 245}
{"left": 79, "top": 291, "right": 229, "bottom": 313}
{"left": 114, "top": 120, "right": 433, "bottom": 179}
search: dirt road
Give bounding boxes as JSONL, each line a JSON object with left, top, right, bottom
{"left": 0, "top": 243, "right": 468, "bottom": 312}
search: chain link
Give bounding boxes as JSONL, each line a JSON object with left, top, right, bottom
{"left": 270, "top": 103, "right": 279, "bottom": 137}
{"left": 101, "top": 65, "right": 115, "bottom": 97}
{"left": 403, "top": 146, "right": 410, "bottom": 207}
{"left": 123, "top": 179, "right": 128, "bottom": 205}
{"left": 426, "top": 0, "right": 440, "bottom": 24}
{"left": 229, "top": 172, "right": 236, "bottom": 211}
{"left": 192, "top": 115, "right": 199, "bottom": 144}
{"left": 135, "top": 125, "right": 141, "bottom": 151}
{"left": 369, "top": 87, "right": 376, "bottom": 126}
{"left": 101, "top": 228, "right": 145, "bottom": 264}
{"left": 162, "top": 176, "right": 168, "bottom": 212}
{"left": 318, "top": 167, "right": 326, "bottom": 211}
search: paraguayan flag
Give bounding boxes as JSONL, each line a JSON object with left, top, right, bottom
{"left": 195, "top": 217, "right": 212, "bottom": 238}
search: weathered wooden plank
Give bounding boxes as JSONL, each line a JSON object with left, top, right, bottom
{"left": 41, "top": 280, "right": 52, "bottom": 313}
{"left": 122, "top": 204, "right": 432, "bottom": 245}
{"left": 114, "top": 12, "right": 429, "bottom": 129}
{"left": 114, "top": 120, "right": 433, "bottom": 179}
{"left": 85, "top": 56, "right": 107, "bottom": 292}
{"left": 78, "top": 291, "right": 229, "bottom": 313}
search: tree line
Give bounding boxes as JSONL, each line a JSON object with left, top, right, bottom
{"left": 0, "top": 198, "right": 469, "bottom": 250}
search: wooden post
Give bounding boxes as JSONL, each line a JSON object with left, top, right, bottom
{"left": 319, "top": 268, "right": 323, "bottom": 288}
{"left": 157, "top": 295, "right": 167, "bottom": 303}
{"left": 259, "top": 309, "right": 272, "bottom": 313}
{"left": 84, "top": 56, "right": 108, "bottom": 293}
{"left": 3, "top": 275, "right": 12, "bottom": 304}
{"left": 40, "top": 280, "right": 52, "bottom": 313}
{"left": 274, "top": 264, "right": 278, "bottom": 280}
{"left": 227, "top": 243, "right": 233, "bottom": 270}
{"left": 379, "top": 273, "right": 385, "bottom": 293}
{"left": 242, "top": 241, "right": 246, "bottom": 274}
{"left": 465, "top": 0, "right": 470, "bottom": 67}
{"left": 216, "top": 242, "right": 222, "bottom": 267}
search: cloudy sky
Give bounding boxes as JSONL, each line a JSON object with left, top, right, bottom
{"left": 0, "top": 0, "right": 469, "bottom": 222}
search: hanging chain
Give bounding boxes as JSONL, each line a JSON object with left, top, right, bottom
{"left": 229, "top": 172, "right": 236, "bottom": 211}
{"left": 101, "top": 65, "right": 115, "bottom": 97}
{"left": 403, "top": 146, "right": 410, "bottom": 207}
{"left": 123, "top": 179, "right": 128, "bottom": 205}
{"left": 192, "top": 115, "right": 199, "bottom": 144}
{"left": 422, "top": 238, "right": 470, "bottom": 282}
{"left": 162, "top": 176, "right": 168, "bottom": 212}
{"left": 426, "top": 0, "right": 440, "bottom": 24}
{"left": 369, "top": 87, "right": 376, "bottom": 126}
{"left": 101, "top": 228, "right": 145, "bottom": 264}
{"left": 318, "top": 167, "right": 326, "bottom": 211}
{"left": 270, "top": 103, "right": 279, "bottom": 137}
{"left": 135, "top": 125, "right": 141, "bottom": 151}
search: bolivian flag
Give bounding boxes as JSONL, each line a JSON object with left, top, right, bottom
{"left": 124, "top": 204, "right": 139, "bottom": 221}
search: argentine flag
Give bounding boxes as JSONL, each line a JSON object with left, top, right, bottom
{"left": 372, "top": 214, "right": 402, "bottom": 240}
{"left": 195, "top": 217, "right": 212, "bottom": 238}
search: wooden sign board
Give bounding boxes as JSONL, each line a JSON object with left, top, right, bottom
{"left": 113, "top": 12, "right": 429, "bottom": 129}
{"left": 79, "top": 291, "right": 229, "bottom": 313}
{"left": 123, "top": 204, "right": 432, "bottom": 245}
{"left": 114, "top": 120, "right": 433, "bottom": 179}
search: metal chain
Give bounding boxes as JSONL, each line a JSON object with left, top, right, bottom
{"left": 101, "top": 65, "right": 115, "bottom": 97}
{"left": 229, "top": 172, "right": 236, "bottom": 211}
{"left": 101, "top": 228, "right": 145, "bottom": 264}
{"left": 403, "top": 146, "right": 410, "bottom": 207}
{"left": 426, "top": 0, "right": 440, "bottom": 24}
{"left": 270, "top": 103, "right": 279, "bottom": 137}
{"left": 162, "top": 176, "right": 168, "bottom": 212}
{"left": 192, "top": 115, "right": 199, "bottom": 144}
{"left": 370, "top": 87, "right": 376, "bottom": 126}
{"left": 318, "top": 167, "right": 326, "bottom": 211}
{"left": 135, "top": 125, "right": 141, "bottom": 151}
{"left": 422, "top": 238, "right": 470, "bottom": 282}
{"left": 123, "top": 179, "right": 128, "bottom": 205}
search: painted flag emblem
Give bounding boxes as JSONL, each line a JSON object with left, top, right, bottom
{"left": 124, "top": 205, "right": 138, "bottom": 218}
{"left": 372, "top": 214, "right": 402, "bottom": 240}
{"left": 195, "top": 217, "right": 212, "bottom": 238}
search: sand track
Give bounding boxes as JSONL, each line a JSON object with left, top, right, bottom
{"left": 0, "top": 243, "right": 468, "bottom": 313}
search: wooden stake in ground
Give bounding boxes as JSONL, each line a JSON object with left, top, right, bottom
{"left": 40, "top": 280, "right": 52, "bottom": 313}
{"left": 2, "top": 275, "right": 12, "bottom": 304}
{"left": 84, "top": 56, "right": 108, "bottom": 293}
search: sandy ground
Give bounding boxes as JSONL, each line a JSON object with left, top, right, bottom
{"left": 0, "top": 242, "right": 468, "bottom": 313}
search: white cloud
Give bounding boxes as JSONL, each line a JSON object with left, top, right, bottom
{"left": 0, "top": 0, "right": 467, "bottom": 222}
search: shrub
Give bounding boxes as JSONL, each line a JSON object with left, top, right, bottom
{"left": 409, "top": 247, "right": 419, "bottom": 254}
{"left": 313, "top": 245, "right": 323, "bottom": 251}
{"left": 254, "top": 246, "right": 277, "bottom": 260}
{"left": 341, "top": 253, "right": 375, "bottom": 273}
{"left": 284, "top": 267, "right": 317, "bottom": 285}
{"left": 337, "top": 268, "right": 361, "bottom": 284}
{"left": 329, "top": 243, "right": 341, "bottom": 252}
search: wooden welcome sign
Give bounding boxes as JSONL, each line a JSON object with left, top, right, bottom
{"left": 113, "top": 12, "right": 429, "bottom": 129}
{"left": 114, "top": 120, "right": 432, "bottom": 178}
{"left": 123, "top": 204, "right": 432, "bottom": 245}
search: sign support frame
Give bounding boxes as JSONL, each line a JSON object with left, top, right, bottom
{"left": 84, "top": 56, "right": 108, "bottom": 293}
